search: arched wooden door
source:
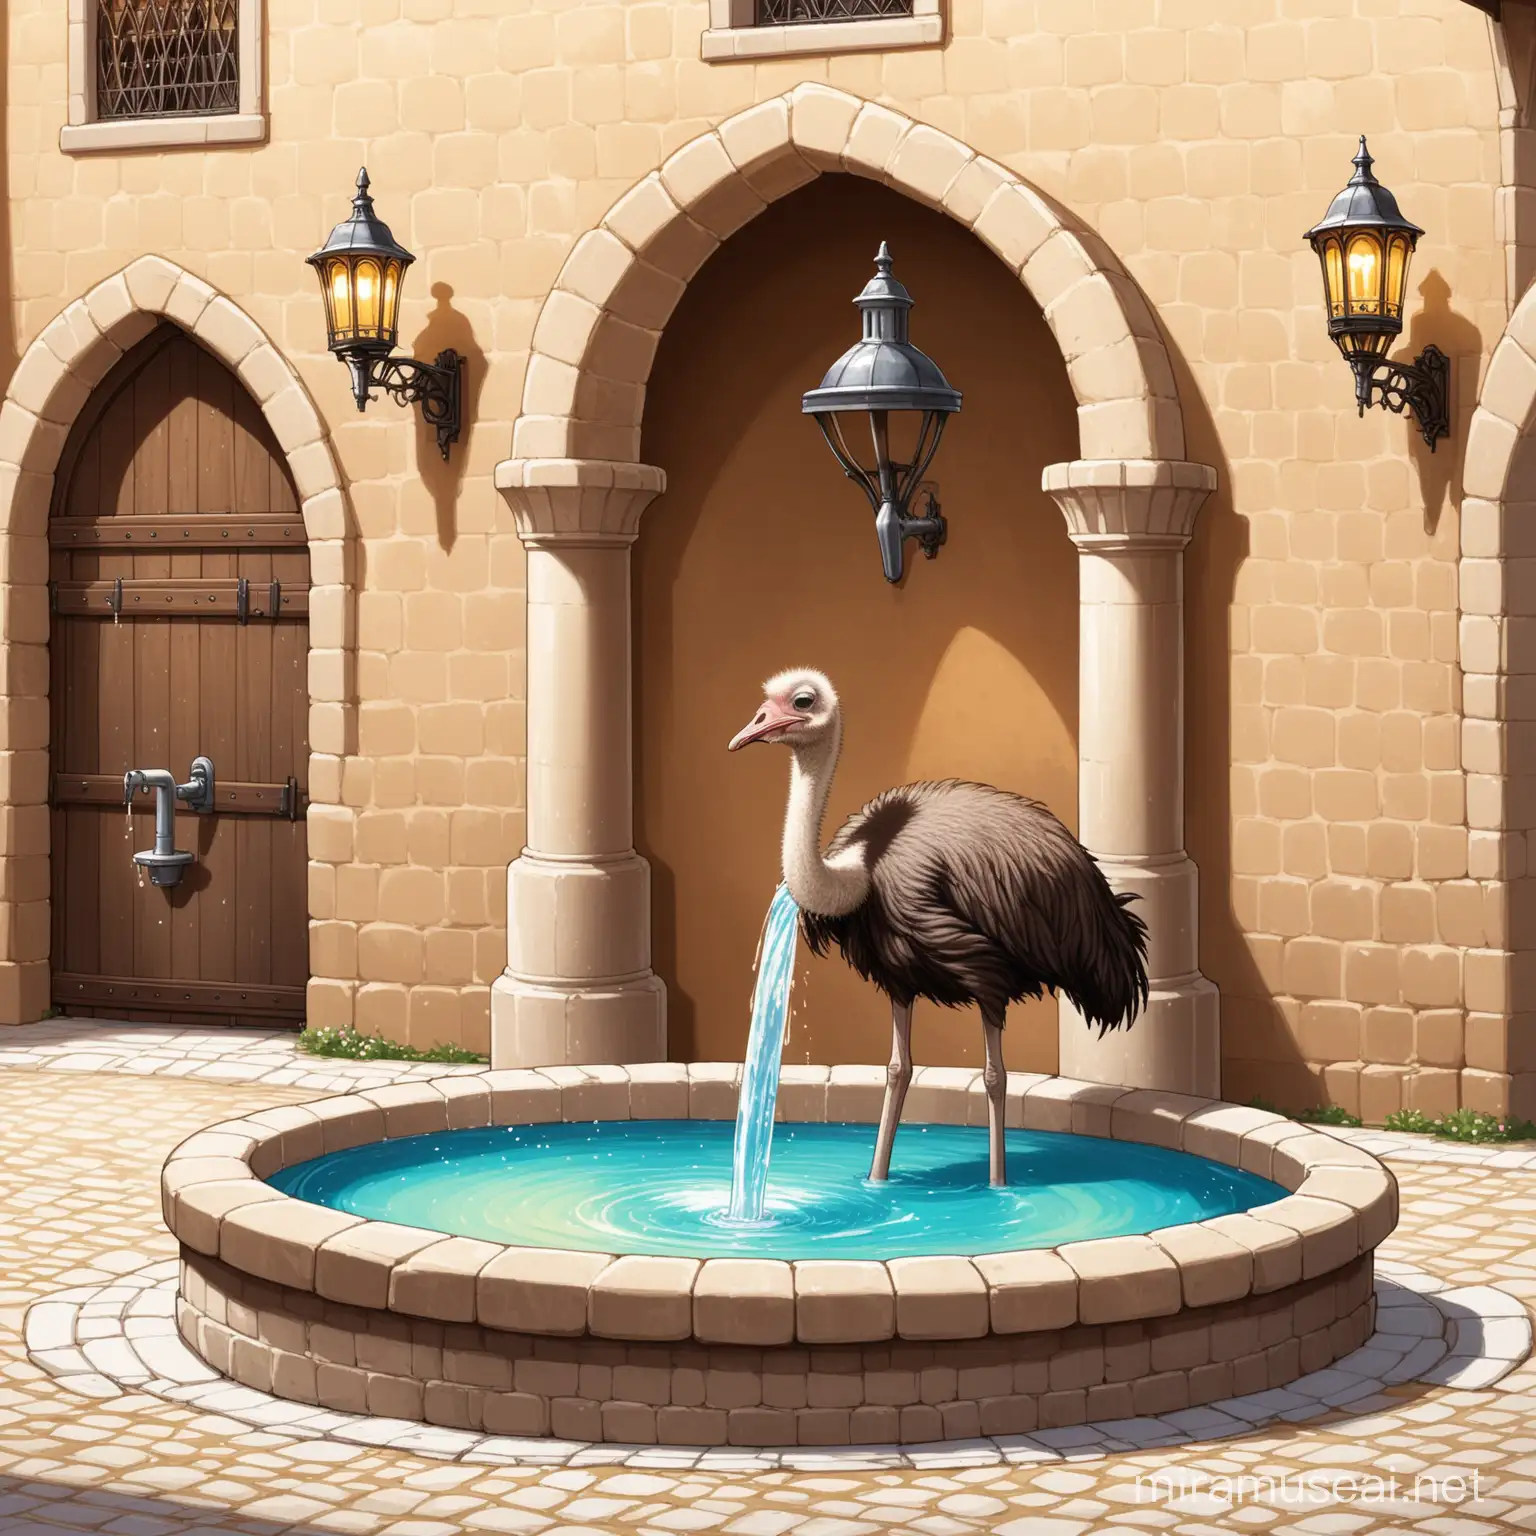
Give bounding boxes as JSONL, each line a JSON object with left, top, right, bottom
{"left": 48, "top": 324, "right": 310, "bottom": 1029}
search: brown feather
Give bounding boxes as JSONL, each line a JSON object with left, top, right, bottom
{"left": 798, "top": 780, "right": 1149, "bottom": 1034}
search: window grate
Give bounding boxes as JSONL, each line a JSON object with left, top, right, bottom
{"left": 96, "top": 0, "right": 239, "bottom": 120}
{"left": 757, "top": 0, "right": 912, "bottom": 21}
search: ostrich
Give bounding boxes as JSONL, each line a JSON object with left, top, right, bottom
{"left": 728, "top": 668, "right": 1149, "bottom": 1188}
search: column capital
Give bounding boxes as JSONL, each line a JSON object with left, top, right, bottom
{"left": 1042, "top": 458, "right": 1218, "bottom": 552}
{"left": 495, "top": 457, "right": 667, "bottom": 547}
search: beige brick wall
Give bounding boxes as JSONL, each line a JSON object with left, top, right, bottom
{"left": 1, "top": 0, "right": 1520, "bottom": 1107}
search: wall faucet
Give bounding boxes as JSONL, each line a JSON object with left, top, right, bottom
{"left": 123, "top": 757, "right": 216, "bottom": 887}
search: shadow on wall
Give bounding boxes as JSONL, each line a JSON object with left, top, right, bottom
{"left": 637, "top": 174, "right": 1080, "bottom": 1078}
{"left": 1189, "top": 266, "right": 1482, "bottom": 1115}
{"left": 1179, "top": 366, "right": 1291, "bottom": 1108}
{"left": 410, "top": 283, "right": 487, "bottom": 552}
{"left": 1404, "top": 269, "right": 1482, "bottom": 532}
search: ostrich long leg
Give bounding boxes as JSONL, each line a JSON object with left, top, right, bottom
{"left": 982, "top": 1005, "right": 1007, "bottom": 1186}
{"left": 868, "top": 998, "right": 913, "bottom": 1182}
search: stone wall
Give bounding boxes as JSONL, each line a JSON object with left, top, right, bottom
{"left": 1, "top": 0, "right": 1522, "bottom": 1111}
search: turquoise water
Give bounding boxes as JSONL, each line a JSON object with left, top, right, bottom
{"left": 727, "top": 884, "right": 800, "bottom": 1225}
{"left": 268, "top": 1120, "right": 1285, "bottom": 1261}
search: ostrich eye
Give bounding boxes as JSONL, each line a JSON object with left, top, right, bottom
{"left": 793, "top": 691, "right": 815, "bottom": 711}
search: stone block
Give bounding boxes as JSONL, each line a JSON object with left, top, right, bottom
{"left": 478, "top": 1246, "right": 611, "bottom": 1335}
{"left": 827, "top": 1063, "right": 886, "bottom": 1122}
{"left": 172, "top": 1182, "right": 286, "bottom": 1257}
{"left": 480, "top": 1069, "right": 562, "bottom": 1126}
{"left": 689, "top": 1062, "right": 740, "bottom": 1120}
{"left": 436, "top": 1076, "right": 492, "bottom": 1129}
{"left": 787, "top": 82, "right": 861, "bottom": 168}
{"left": 389, "top": 1237, "right": 502, "bottom": 1322}
{"left": 1111, "top": 1089, "right": 1213, "bottom": 1149}
{"left": 1259, "top": 1196, "right": 1359, "bottom": 1279}
{"left": 357, "top": 1082, "right": 450, "bottom": 1140}
{"left": 972, "top": 1247, "right": 1079, "bottom": 1334}
{"left": 1150, "top": 1222, "right": 1254, "bottom": 1307}
{"left": 794, "top": 1261, "right": 895, "bottom": 1343}
{"left": 887, "top": 1257, "right": 988, "bottom": 1340}
{"left": 628, "top": 1061, "right": 690, "bottom": 1119}
{"left": 694, "top": 1259, "right": 795, "bottom": 1345}
{"left": 589, "top": 1255, "right": 700, "bottom": 1340}
{"left": 220, "top": 1201, "right": 364, "bottom": 1292}
{"left": 1060, "top": 1236, "right": 1181, "bottom": 1324}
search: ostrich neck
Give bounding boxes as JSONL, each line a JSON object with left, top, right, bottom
{"left": 782, "top": 724, "right": 870, "bottom": 918}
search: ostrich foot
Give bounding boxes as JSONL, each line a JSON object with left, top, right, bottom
{"left": 983, "top": 1009, "right": 1006, "bottom": 1187}
{"left": 868, "top": 999, "right": 913, "bottom": 1182}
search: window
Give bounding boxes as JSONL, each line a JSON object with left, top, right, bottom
{"left": 63, "top": 0, "right": 266, "bottom": 153}
{"left": 757, "top": 0, "right": 912, "bottom": 22}
{"left": 702, "top": 0, "right": 940, "bottom": 60}
{"left": 96, "top": 0, "right": 240, "bottom": 120}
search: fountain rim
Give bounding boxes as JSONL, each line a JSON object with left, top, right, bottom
{"left": 162, "top": 1064, "right": 1398, "bottom": 1347}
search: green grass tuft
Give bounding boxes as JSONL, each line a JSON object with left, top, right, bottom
{"left": 1245, "top": 1097, "right": 1361, "bottom": 1128}
{"left": 1295, "top": 1104, "right": 1364, "bottom": 1128}
{"left": 296, "top": 1026, "right": 486, "bottom": 1065}
{"left": 1425, "top": 1107, "right": 1536, "bottom": 1144}
{"left": 1383, "top": 1108, "right": 1438, "bottom": 1135}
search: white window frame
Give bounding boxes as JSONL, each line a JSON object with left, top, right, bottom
{"left": 63, "top": 0, "right": 266, "bottom": 154}
{"left": 701, "top": 0, "right": 941, "bottom": 60}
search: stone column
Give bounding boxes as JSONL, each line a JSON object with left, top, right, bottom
{"left": 490, "top": 458, "right": 667, "bottom": 1068}
{"left": 1043, "top": 459, "right": 1222, "bottom": 1098}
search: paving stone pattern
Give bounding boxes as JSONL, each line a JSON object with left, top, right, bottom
{"left": 0, "top": 1027, "right": 1534, "bottom": 1531}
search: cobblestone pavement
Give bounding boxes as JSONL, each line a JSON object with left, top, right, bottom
{"left": 0, "top": 1030, "right": 1535, "bottom": 1533}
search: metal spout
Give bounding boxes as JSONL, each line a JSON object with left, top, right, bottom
{"left": 124, "top": 757, "right": 216, "bottom": 888}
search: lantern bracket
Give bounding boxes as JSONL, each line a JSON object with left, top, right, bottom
{"left": 1349, "top": 344, "right": 1449, "bottom": 452}
{"left": 871, "top": 486, "right": 946, "bottom": 585}
{"left": 344, "top": 349, "right": 465, "bottom": 460}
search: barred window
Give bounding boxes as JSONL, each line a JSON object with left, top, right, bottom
{"left": 95, "top": 0, "right": 239, "bottom": 121}
{"left": 756, "top": 0, "right": 911, "bottom": 21}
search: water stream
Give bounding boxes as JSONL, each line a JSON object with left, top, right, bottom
{"left": 725, "top": 883, "right": 800, "bottom": 1225}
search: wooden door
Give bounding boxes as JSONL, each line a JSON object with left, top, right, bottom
{"left": 48, "top": 324, "right": 310, "bottom": 1029}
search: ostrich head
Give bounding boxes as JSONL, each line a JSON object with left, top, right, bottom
{"left": 727, "top": 669, "right": 840, "bottom": 754}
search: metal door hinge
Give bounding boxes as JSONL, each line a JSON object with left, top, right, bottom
{"left": 236, "top": 576, "right": 250, "bottom": 624}
{"left": 107, "top": 576, "right": 123, "bottom": 617}
{"left": 280, "top": 775, "right": 302, "bottom": 821}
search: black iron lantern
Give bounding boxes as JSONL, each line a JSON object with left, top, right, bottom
{"left": 1305, "top": 137, "right": 1448, "bottom": 450}
{"left": 308, "top": 169, "right": 465, "bottom": 460}
{"left": 803, "top": 243, "right": 961, "bottom": 583}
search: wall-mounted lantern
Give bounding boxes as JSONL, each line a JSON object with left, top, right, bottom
{"left": 1305, "top": 137, "right": 1449, "bottom": 451}
{"left": 308, "top": 169, "right": 465, "bottom": 460}
{"left": 802, "top": 243, "right": 962, "bottom": 583}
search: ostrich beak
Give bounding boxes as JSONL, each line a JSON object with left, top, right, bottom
{"left": 728, "top": 698, "right": 801, "bottom": 751}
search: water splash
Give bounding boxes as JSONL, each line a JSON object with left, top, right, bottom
{"left": 725, "top": 883, "right": 800, "bottom": 1225}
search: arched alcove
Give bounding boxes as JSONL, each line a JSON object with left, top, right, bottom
{"left": 636, "top": 173, "right": 1080, "bottom": 1073}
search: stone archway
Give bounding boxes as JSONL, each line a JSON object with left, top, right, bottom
{"left": 0, "top": 256, "right": 354, "bottom": 1027}
{"left": 494, "top": 85, "right": 1222, "bottom": 1096}
{"left": 1458, "top": 285, "right": 1536, "bottom": 1121}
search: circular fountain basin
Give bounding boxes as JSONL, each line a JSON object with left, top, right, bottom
{"left": 162, "top": 1064, "right": 1399, "bottom": 1448}
{"left": 267, "top": 1120, "right": 1285, "bottom": 1260}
